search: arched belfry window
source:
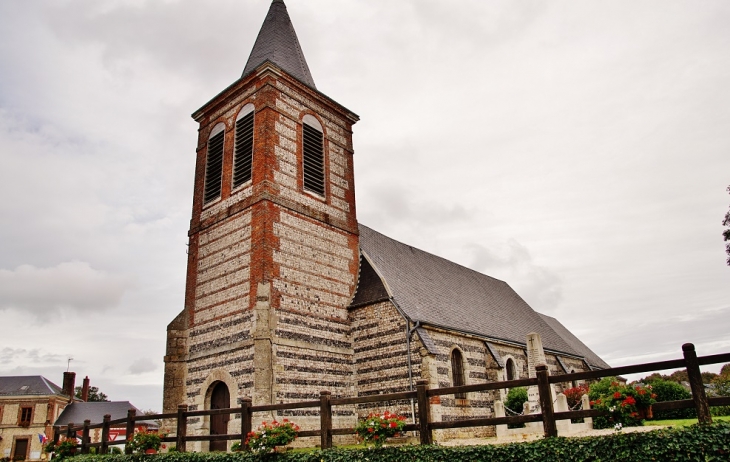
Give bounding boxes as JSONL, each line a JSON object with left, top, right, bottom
{"left": 302, "top": 114, "right": 324, "bottom": 196}
{"left": 506, "top": 358, "right": 516, "bottom": 381}
{"left": 204, "top": 123, "right": 225, "bottom": 204}
{"left": 451, "top": 349, "right": 466, "bottom": 399}
{"left": 233, "top": 104, "right": 254, "bottom": 189}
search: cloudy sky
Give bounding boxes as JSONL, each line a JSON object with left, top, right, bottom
{"left": 1, "top": 0, "right": 729, "bottom": 412}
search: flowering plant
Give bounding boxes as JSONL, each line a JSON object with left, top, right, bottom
{"left": 590, "top": 381, "right": 657, "bottom": 428}
{"left": 52, "top": 437, "right": 79, "bottom": 459}
{"left": 126, "top": 429, "right": 163, "bottom": 454}
{"left": 245, "top": 419, "right": 299, "bottom": 453}
{"left": 355, "top": 411, "right": 407, "bottom": 447}
{"left": 563, "top": 384, "right": 590, "bottom": 409}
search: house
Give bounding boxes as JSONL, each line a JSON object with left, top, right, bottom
{"left": 0, "top": 374, "right": 75, "bottom": 461}
{"left": 54, "top": 401, "right": 157, "bottom": 444}
{"left": 162, "top": 0, "right": 609, "bottom": 446}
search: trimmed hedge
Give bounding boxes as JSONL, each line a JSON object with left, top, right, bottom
{"left": 72, "top": 422, "right": 730, "bottom": 462}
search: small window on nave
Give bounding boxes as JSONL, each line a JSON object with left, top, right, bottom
{"left": 451, "top": 349, "right": 466, "bottom": 399}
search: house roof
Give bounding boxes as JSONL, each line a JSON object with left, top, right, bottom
{"left": 538, "top": 313, "right": 611, "bottom": 370}
{"left": 241, "top": 0, "right": 316, "bottom": 88}
{"left": 55, "top": 401, "right": 157, "bottom": 427}
{"left": 353, "top": 224, "right": 608, "bottom": 365}
{"left": 0, "top": 376, "right": 66, "bottom": 397}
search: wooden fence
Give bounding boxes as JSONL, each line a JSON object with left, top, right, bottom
{"left": 56, "top": 343, "right": 730, "bottom": 454}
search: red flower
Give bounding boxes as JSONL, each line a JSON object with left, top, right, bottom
{"left": 613, "top": 392, "right": 622, "bottom": 399}
{"left": 367, "top": 428, "right": 374, "bottom": 433}
{"left": 623, "top": 396, "right": 636, "bottom": 406}
{"left": 390, "top": 422, "right": 397, "bottom": 428}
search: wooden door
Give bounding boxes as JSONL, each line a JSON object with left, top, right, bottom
{"left": 209, "top": 382, "right": 230, "bottom": 451}
{"left": 13, "top": 438, "right": 29, "bottom": 461}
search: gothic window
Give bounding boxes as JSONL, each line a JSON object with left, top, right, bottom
{"left": 302, "top": 115, "right": 324, "bottom": 196}
{"left": 451, "top": 349, "right": 466, "bottom": 399}
{"left": 203, "top": 123, "right": 225, "bottom": 204}
{"left": 233, "top": 104, "right": 254, "bottom": 189}
{"left": 506, "top": 358, "right": 516, "bottom": 381}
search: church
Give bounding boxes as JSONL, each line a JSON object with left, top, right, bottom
{"left": 162, "top": 0, "right": 609, "bottom": 445}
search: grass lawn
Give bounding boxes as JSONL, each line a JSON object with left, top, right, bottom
{"left": 649, "top": 415, "right": 730, "bottom": 427}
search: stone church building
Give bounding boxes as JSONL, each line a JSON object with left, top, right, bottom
{"left": 162, "top": 0, "right": 609, "bottom": 444}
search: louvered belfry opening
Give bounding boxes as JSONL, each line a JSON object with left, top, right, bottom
{"left": 204, "top": 130, "right": 224, "bottom": 203}
{"left": 302, "top": 122, "right": 324, "bottom": 195}
{"left": 451, "top": 349, "right": 466, "bottom": 399}
{"left": 233, "top": 111, "right": 254, "bottom": 188}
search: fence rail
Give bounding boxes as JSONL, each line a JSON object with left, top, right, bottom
{"left": 56, "top": 343, "right": 730, "bottom": 454}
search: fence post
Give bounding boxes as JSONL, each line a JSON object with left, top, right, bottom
{"left": 65, "top": 423, "right": 74, "bottom": 440}
{"left": 683, "top": 343, "right": 712, "bottom": 424}
{"left": 100, "top": 414, "right": 111, "bottom": 454}
{"left": 319, "top": 391, "right": 332, "bottom": 449}
{"left": 176, "top": 404, "right": 187, "bottom": 453}
{"left": 536, "top": 364, "right": 557, "bottom": 437}
{"left": 81, "top": 420, "right": 91, "bottom": 454}
{"left": 53, "top": 426, "right": 61, "bottom": 445}
{"left": 416, "top": 379, "right": 432, "bottom": 445}
{"left": 240, "top": 398, "right": 252, "bottom": 451}
{"left": 124, "top": 409, "right": 136, "bottom": 454}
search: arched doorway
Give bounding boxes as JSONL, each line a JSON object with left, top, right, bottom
{"left": 209, "top": 381, "right": 230, "bottom": 451}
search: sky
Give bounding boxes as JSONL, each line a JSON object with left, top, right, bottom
{"left": 1, "top": 0, "right": 729, "bottom": 412}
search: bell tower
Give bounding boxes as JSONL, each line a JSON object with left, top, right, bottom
{"left": 163, "top": 0, "right": 360, "bottom": 431}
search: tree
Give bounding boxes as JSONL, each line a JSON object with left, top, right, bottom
{"left": 75, "top": 386, "right": 109, "bottom": 402}
{"left": 724, "top": 186, "right": 730, "bottom": 265}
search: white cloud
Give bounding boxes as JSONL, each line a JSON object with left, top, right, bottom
{"left": 128, "top": 358, "right": 157, "bottom": 375}
{"left": 0, "top": 261, "right": 132, "bottom": 317}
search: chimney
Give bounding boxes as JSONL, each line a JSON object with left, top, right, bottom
{"left": 81, "top": 376, "right": 90, "bottom": 402}
{"left": 62, "top": 372, "right": 76, "bottom": 398}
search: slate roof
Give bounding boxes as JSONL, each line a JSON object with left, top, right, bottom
{"left": 538, "top": 313, "right": 611, "bottom": 370}
{"left": 354, "top": 224, "right": 608, "bottom": 365}
{"left": 0, "top": 376, "right": 66, "bottom": 396}
{"left": 55, "top": 401, "right": 157, "bottom": 428}
{"left": 242, "top": 0, "right": 316, "bottom": 88}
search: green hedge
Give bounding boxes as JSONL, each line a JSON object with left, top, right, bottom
{"left": 72, "top": 422, "right": 730, "bottom": 462}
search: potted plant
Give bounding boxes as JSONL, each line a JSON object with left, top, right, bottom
{"left": 355, "top": 411, "right": 407, "bottom": 447}
{"left": 245, "top": 419, "right": 299, "bottom": 453}
{"left": 126, "top": 429, "right": 163, "bottom": 454}
{"left": 53, "top": 437, "right": 79, "bottom": 460}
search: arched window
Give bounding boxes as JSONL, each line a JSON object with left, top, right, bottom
{"left": 506, "top": 358, "right": 516, "bottom": 381}
{"left": 204, "top": 123, "right": 225, "bottom": 204}
{"left": 233, "top": 104, "right": 254, "bottom": 189}
{"left": 302, "top": 115, "right": 324, "bottom": 196}
{"left": 451, "top": 349, "right": 466, "bottom": 399}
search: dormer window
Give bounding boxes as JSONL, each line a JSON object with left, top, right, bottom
{"left": 233, "top": 104, "right": 254, "bottom": 189}
{"left": 302, "top": 115, "right": 324, "bottom": 196}
{"left": 203, "top": 123, "right": 225, "bottom": 204}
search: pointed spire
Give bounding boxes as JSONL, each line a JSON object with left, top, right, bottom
{"left": 242, "top": 0, "right": 316, "bottom": 88}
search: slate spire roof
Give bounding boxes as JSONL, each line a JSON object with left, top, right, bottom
{"left": 242, "top": 0, "right": 316, "bottom": 88}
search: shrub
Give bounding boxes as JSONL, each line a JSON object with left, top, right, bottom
{"left": 644, "top": 378, "right": 695, "bottom": 419}
{"left": 504, "top": 387, "right": 528, "bottom": 413}
{"left": 68, "top": 422, "right": 730, "bottom": 462}
{"left": 355, "top": 411, "right": 406, "bottom": 447}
